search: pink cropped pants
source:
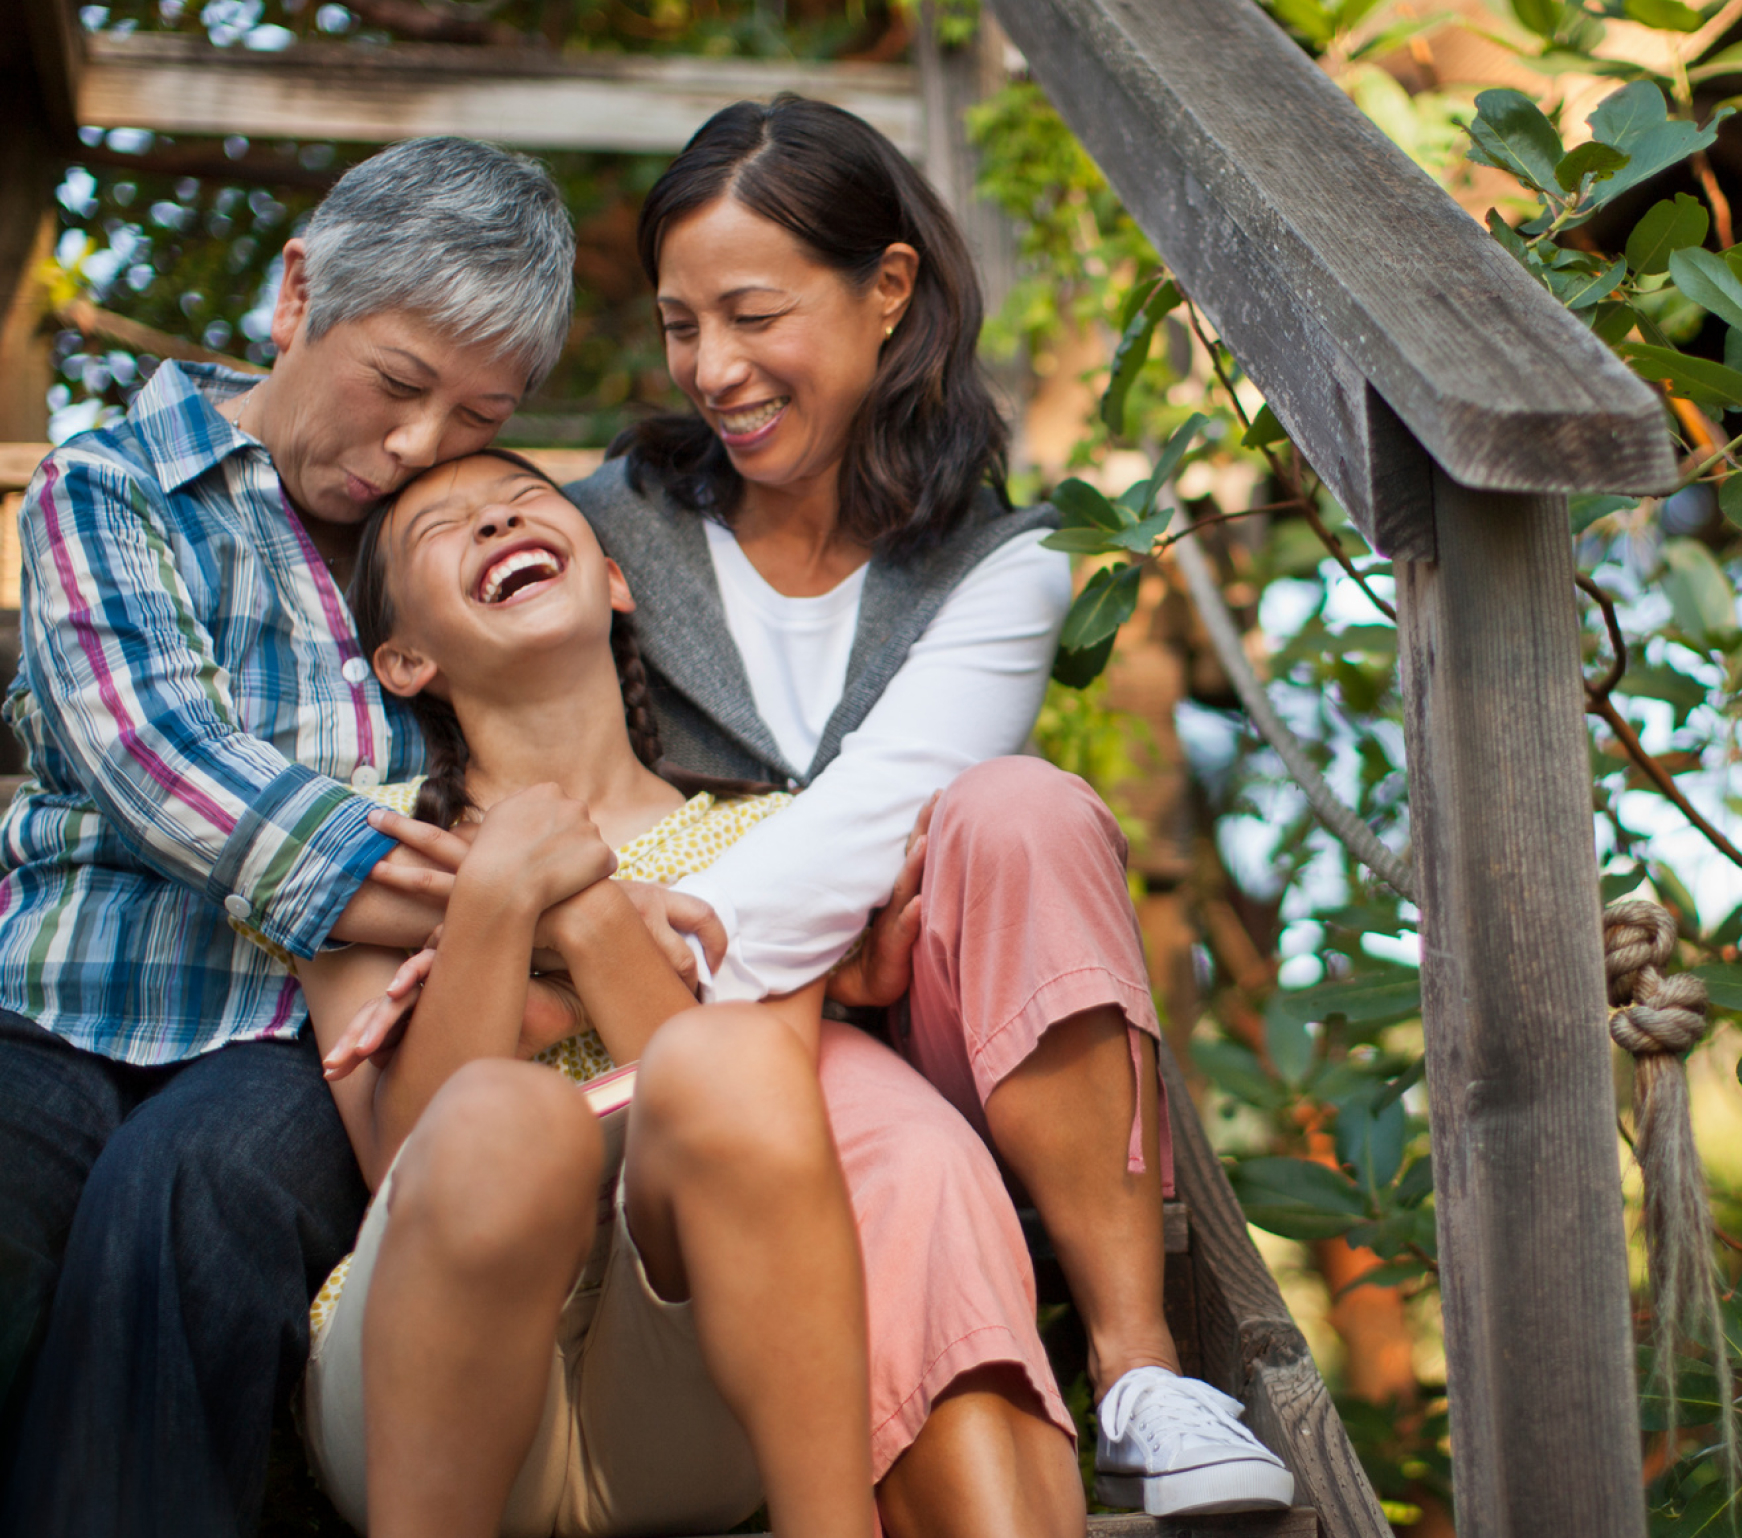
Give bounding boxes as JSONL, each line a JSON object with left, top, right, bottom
{"left": 817, "top": 755, "right": 1170, "bottom": 1479}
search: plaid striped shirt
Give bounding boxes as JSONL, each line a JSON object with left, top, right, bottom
{"left": 0, "top": 361, "right": 423, "bottom": 1066}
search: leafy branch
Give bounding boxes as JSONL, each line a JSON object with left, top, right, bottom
{"left": 1575, "top": 574, "right": 1742, "bottom": 872}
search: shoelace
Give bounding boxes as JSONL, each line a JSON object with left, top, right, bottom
{"left": 1099, "top": 1368, "right": 1249, "bottom": 1449}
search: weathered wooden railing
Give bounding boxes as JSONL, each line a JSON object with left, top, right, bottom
{"left": 985, "top": 0, "right": 1677, "bottom": 1533}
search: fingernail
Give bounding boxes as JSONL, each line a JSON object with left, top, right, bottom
{"left": 367, "top": 809, "right": 386, "bottom": 826}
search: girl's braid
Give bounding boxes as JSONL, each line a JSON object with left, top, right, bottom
{"left": 610, "top": 612, "right": 664, "bottom": 771}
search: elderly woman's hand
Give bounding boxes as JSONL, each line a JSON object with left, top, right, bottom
{"left": 826, "top": 794, "right": 936, "bottom": 1011}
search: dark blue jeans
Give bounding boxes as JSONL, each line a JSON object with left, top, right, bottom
{"left": 0, "top": 1010, "right": 367, "bottom": 1538}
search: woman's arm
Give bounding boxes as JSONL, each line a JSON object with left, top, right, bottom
{"left": 676, "top": 531, "right": 1070, "bottom": 1001}
{"left": 313, "top": 786, "right": 615, "bottom": 1179}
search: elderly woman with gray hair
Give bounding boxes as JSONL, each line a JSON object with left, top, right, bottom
{"left": 0, "top": 138, "right": 581, "bottom": 1535}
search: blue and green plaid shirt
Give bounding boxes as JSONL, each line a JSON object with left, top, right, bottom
{"left": 0, "top": 361, "right": 423, "bottom": 1065}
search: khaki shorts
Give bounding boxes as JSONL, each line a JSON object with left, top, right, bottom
{"left": 302, "top": 1109, "right": 762, "bottom": 1536}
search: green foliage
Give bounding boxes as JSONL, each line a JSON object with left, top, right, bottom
{"left": 1003, "top": 0, "right": 1742, "bottom": 1516}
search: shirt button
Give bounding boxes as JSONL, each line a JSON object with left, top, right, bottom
{"left": 224, "top": 894, "right": 252, "bottom": 920}
{"left": 341, "top": 656, "right": 371, "bottom": 686}
{"left": 351, "top": 763, "right": 381, "bottom": 790}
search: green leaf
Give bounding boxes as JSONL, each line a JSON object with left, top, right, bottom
{"left": 1689, "top": 40, "right": 1742, "bottom": 81}
{"left": 1372, "top": 1055, "right": 1425, "bottom": 1112}
{"left": 1149, "top": 412, "right": 1210, "bottom": 491}
{"left": 1726, "top": 324, "right": 1742, "bottom": 374}
{"left": 1102, "top": 279, "right": 1180, "bottom": 437}
{"left": 1552, "top": 255, "right": 1628, "bottom": 308}
{"left": 1191, "top": 1038, "right": 1284, "bottom": 1108}
{"left": 1334, "top": 1259, "right": 1429, "bottom": 1297}
{"left": 1616, "top": 661, "right": 1709, "bottom": 727}
{"left": 1058, "top": 562, "right": 1142, "bottom": 652}
{"left": 1339, "top": 1092, "right": 1408, "bottom": 1193}
{"left": 1512, "top": 0, "right": 1561, "bottom": 39}
{"left": 1241, "top": 403, "right": 1289, "bottom": 450}
{"left": 1265, "top": 973, "right": 1423, "bottom": 1035}
{"left": 1588, "top": 302, "right": 1637, "bottom": 345}
{"left": 1041, "top": 526, "right": 1122, "bottom": 555}
{"left": 1051, "top": 478, "right": 1129, "bottom": 532}
{"left": 1106, "top": 505, "right": 1178, "bottom": 557}
{"left": 1625, "top": 0, "right": 1704, "bottom": 30}
{"left": 1050, "top": 630, "right": 1116, "bottom": 689}
{"left": 1600, "top": 866, "right": 1649, "bottom": 904}
{"left": 1617, "top": 343, "right": 1742, "bottom": 408}
{"left": 1555, "top": 139, "right": 1629, "bottom": 191}
{"left": 1587, "top": 83, "right": 1724, "bottom": 208}
{"left": 1228, "top": 1156, "right": 1366, "bottom": 1241}
{"left": 1395, "top": 1154, "right": 1434, "bottom": 1208}
{"left": 1590, "top": 79, "right": 1671, "bottom": 151}
{"left": 1570, "top": 492, "right": 1634, "bottom": 532}
{"left": 1659, "top": 537, "right": 1738, "bottom": 643}
{"left": 1625, "top": 193, "right": 1710, "bottom": 275}
{"left": 1467, "top": 88, "right": 1565, "bottom": 193}
{"left": 1721, "top": 473, "right": 1742, "bottom": 528}
{"left": 1706, "top": 901, "right": 1742, "bottom": 949}
{"left": 1269, "top": 0, "right": 1337, "bottom": 44}
{"left": 1691, "top": 963, "right": 1742, "bottom": 1014}
{"left": 1486, "top": 207, "right": 1536, "bottom": 268}
{"left": 1668, "top": 246, "right": 1742, "bottom": 330}
{"left": 1116, "top": 273, "right": 1164, "bottom": 333}
{"left": 1264, "top": 998, "right": 1319, "bottom": 1085}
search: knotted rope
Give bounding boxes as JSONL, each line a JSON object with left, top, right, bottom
{"left": 1604, "top": 899, "right": 1734, "bottom": 1476}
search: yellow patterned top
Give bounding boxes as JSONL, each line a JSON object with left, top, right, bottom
{"left": 307, "top": 782, "right": 790, "bottom": 1338}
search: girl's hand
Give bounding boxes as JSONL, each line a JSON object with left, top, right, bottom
{"left": 462, "top": 785, "right": 618, "bottom": 914}
{"left": 322, "top": 945, "right": 436, "bottom": 1080}
{"left": 826, "top": 793, "right": 936, "bottom": 1010}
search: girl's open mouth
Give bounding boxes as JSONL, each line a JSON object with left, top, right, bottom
{"left": 477, "top": 545, "right": 567, "bottom": 605}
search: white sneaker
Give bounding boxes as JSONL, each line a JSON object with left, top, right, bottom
{"left": 1094, "top": 1367, "right": 1296, "bottom": 1516}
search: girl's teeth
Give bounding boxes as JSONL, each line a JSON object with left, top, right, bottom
{"left": 720, "top": 398, "right": 789, "bottom": 435}
{"left": 480, "top": 549, "right": 560, "bottom": 603}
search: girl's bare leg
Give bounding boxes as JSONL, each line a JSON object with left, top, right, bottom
{"left": 983, "top": 1007, "right": 1180, "bottom": 1400}
{"left": 626, "top": 1004, "right": 876, "bottom": 1538}
{"left": 877, "top": 1367, "right": 1085, "bottom": 1538}
{"left": 364, "top": 1060, "right": 601, "bottom": 1538}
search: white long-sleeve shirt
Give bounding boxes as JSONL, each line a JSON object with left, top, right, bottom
{"left": 675, "top": 526, "right": 1072, "bottom": 1001}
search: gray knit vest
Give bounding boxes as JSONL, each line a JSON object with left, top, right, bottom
{"left": 567, "top": 457, "right": 1059, "bottom": 788}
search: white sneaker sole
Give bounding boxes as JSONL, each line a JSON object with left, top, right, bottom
{"left": 1096, "top": 1461, "right": 1297, "bottom": 1517}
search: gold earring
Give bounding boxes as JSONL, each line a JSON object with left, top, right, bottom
{"left": 885, "top": 324, "right": 895, "bottom": 338}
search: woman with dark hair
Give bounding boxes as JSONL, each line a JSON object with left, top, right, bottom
{"left": 566, "top": 95, "right": 1297, "bottom": 1524}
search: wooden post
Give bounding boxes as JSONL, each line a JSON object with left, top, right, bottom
{"left": 1396, "top": 476, "right": 1643, "bottom": 1533}
{"left": 983, "top": 0, "right": 1678, "bottom": 1530}
{"left": 915, "top": 5, "right": 1018, "bottom": 322}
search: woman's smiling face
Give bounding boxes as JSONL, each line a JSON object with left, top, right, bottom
{"left": 371, "top": 455, "right": 631, "bottom": 699}
{"left": 655, "top": 197, "right": 915, "bottom": 506}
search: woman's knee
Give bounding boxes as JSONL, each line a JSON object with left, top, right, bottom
{"left": 389, "top": 1061, "right": 601, "bottom": 1271}
{"left": 939, "top": 757, "right": 1123, "bottom": 861}
{"left": 636, "top": 1005, "right": 829, "bottom": 1176}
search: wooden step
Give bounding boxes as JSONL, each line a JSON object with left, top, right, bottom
{"left": 1085, "top": 1512, "right": 1318, "bottom": 1536}
{"left": 721, "top": 1513, "right": 1319, "bottom": 1537}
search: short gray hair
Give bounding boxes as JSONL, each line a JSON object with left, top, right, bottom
{"left": 301, "top": 137, "right": 574, "bottom": 389}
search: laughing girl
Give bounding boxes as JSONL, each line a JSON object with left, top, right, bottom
{"left": 286, "top": 448, "right": 876, "bottom": 1538}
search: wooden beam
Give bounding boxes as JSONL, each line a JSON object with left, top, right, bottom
{"left": 987, "top": 0, "right": 1674, "bottom": 558}
{"left": 1396, "top": 481, "right": 1645, "bottom": 1537}
{"left": 21, "top": 0, "right": 81, "bottom": 147}
{"left": 76, "top": 32, "right": 922, "bottom": 157}
{"left": 1, "top": 445, "right": 53, "bottom": 491}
